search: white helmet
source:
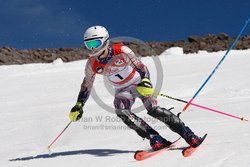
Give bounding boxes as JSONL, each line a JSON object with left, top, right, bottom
{"left": 83, "top": 25, "right": 109, "bottom": 57}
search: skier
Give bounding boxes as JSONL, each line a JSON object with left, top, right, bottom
{"left": 69, "top": 25, "right": 201, "bottom": 150}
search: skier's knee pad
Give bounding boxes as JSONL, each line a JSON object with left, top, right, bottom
{"left": 147, "top": 106, "right": 185, "bottom": 133}
{"left": 147, "top": 106, "right": 179, "bottom": 122}
{"left": 115, "top": 109, "right": 134, "bottom": 126}
{"left": 115, "top": 109, "right": 149, "bottom": 139}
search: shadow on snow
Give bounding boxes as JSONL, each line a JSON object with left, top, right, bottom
{"left": 9, "top": 149, "right": 135, "bottom": 161}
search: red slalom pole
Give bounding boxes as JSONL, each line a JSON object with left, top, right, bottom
{"left": 48, "top": 121, "right": 72, "bottom": 149}
{"left": 189, "top": 102, "right": 248, "bottom": 122}
{"left": 158, "top": 93, "right": 248, "bottom": 122}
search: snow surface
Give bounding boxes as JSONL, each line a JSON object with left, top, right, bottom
{"left": 1, "top": 48, "right": 250, "bottom": 167}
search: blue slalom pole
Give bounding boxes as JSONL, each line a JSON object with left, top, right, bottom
{"left": 183, "top": 17, "right": 250, "bottom": 111}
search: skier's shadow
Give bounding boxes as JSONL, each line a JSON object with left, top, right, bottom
{"left": 9, "top": 149, "right": 135, "bottom": 161}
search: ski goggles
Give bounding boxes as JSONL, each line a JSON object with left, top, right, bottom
{"left": 84, "top": 38, "right": 103, "bottom": 50}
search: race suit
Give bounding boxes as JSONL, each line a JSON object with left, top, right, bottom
{"left": 76, "top": 43, "right": 196, "bottom": 141}
{"left": 77, "top": 43, "right": 157, "bottom": 112}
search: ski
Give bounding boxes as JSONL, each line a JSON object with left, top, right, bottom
{"left": 182, "top": 134, "right": 207, "bottom": 157}
{"left": 134, "top": 137, "right": 181, "bottom": 161}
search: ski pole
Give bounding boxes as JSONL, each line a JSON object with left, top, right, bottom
{"left": 48, "top": 121, "right": 72, "bottom": 149}
{"left": 158, "top": 93, "right": 248, "bottom": 122}
{"left": 182, "top": 17, "right": 250, "bottom": 112}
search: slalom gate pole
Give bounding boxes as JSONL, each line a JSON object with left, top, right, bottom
{"left": 48, "top": 121, "right": 72, "bottom": 149}
{"left": 182, "top": 17, "right": 250, "bottom": 112}
{"left": 158, "top": 93, "right": 248, "bottom": 122}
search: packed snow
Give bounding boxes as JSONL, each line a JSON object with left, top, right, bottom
{"left": 1, "top": 48, "right": 250, "bottom": 167}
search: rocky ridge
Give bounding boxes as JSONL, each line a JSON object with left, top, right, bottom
{"left": 1, "top": 33, "right": 250, "bottom": 65}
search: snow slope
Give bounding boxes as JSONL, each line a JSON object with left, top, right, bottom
{"left": 1, "top": 48, "right": 250, "bottom": 167}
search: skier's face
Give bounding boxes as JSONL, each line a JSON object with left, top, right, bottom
{"left": 87, "top": 47, "right": 108, "bottom": 58}
{"left": 98, "top": 48, "right": 109, "bottom": 58}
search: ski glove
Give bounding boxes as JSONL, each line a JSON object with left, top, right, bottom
{"left": 69, "top": 102, "right": 84, "bottom": 122}
{"left": 137, "top": 78, "right": 154, "bottom": 96}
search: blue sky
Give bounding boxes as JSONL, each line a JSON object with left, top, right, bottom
{"left": 0, "top": 0, "right": 249, "bottom": 49}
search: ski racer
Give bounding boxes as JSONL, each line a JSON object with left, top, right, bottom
{"left": 69, "top": 25, "right": 202, "bottom": 150}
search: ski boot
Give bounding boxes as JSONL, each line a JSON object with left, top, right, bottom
{"left": 149, "top": 135, "right": 172, "bottom": 150}
{"left": 185, "top": 134, "right": 202, "bottom": 148}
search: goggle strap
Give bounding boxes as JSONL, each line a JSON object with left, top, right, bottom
{"left": 84, "top": 37, "right": 103, "bottom": 42}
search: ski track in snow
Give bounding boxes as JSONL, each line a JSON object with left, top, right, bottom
{"left": 1, "top": 48, "right": 250, "bottom": 167}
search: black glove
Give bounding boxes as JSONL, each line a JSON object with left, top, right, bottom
{"left": 69, "top": 102, "right": 84, "bottom": 122}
